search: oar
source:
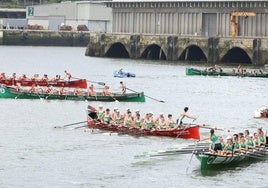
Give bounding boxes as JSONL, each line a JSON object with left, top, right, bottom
{"left": 108, "top": 93, "right": 119, "bottom": 102}
{"left": 126, "top": 87, "right": 165, "bottom": 103}
{"left": 186, "top": 141, "right": 198, "bottom": 174}
{"left": 199, "top": 124, "right": 232, "bottom": 132}
{"left": 54, "top": 120, "right": 87, "bottom": 128}
{"left": 73, "top": 125, "right": 87, "bottom": 129}
{"left": 72, "top": 77, "right": 106, "bottom": 86}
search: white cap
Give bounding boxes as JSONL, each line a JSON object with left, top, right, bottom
{"left": 149, "top": 111, "right": 153, "bottom": 115}
{"left": 114, "top": 107, "right": 118, "bottom": 110}
{"left": 98, "top": 104, "right": 103, "bottom": 108}
{"left": 226, "top": 136, "right": 232, "bottom": 140}
{"left": 135, "top": 109, "right": 140, "bottom": 112}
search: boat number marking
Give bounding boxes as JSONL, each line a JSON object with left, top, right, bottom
{"left": 0, "top": 88, "right": 5, "bottom": 93}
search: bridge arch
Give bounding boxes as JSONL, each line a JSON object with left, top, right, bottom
{"left": 220, "top": 47, "right": 252, "bottom": 64}
{"left": 105, "top": 42, "right": 130, "bottom": 58}
{"left": 140, "top": 44, "right": 167, "bottom": 60}
{"left": 178, "top": 45, "right": 207, "bottom": 62}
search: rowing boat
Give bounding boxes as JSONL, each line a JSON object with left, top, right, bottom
{"left": 0, "top": 85, "right": 145, "bottom": 102}
{"left": 195, "top": 147, "right": 268, "bottom": 170}
{"left": 0, "top": 78, "right": 87, "bottom": 88}
{"left": 186, "top": 67, "right": 268, "bottom": 78}
{"left": 87, "top": 106, "right": 200, "bottom": 139}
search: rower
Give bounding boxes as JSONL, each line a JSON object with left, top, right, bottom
{"left": 123, "top": 110, "right": 133, "bottom": 127}
{"left": 97, "top": 105, "right": 105, "bottom": 121}
{"left": 0, "top": 72, "right": 6, "bottom": 80}
{"left": 58, "top": 87, "right": 67, "bottom": 95}
{"left": 87, "top": 84, "right": 96, "bottom": 96}
{"left": 257, "top": 127, "right": 266, "bottom": 145}
{"left": 133, "top": 111, "right": 142, "bottom": 129}
{"left": 166, "top": 114, "right": 176, "bottom": 129}
{"left": 154, "top": 112, "right": 166, "bottom": 130}
{"left": 73, "top": 87, "right": 81, "bottom": 95}
{"left": 103, "top": 108, "right": 112, "bottom": 124}
{"left": 239, "top": 136, "right": 248, "bottom": 153}
{"left": 113, "top": 110, "right": 123, "bottom": 125}
{"left": 142, "top": 112, "right": 154, "bottom": 130}
{"left": 42, "top": 74, "right": 49, "bottom": 81}
{"left": 102, "top": 86, "right": 110, "bottom": 96}
{"left": 28, "top": 83, "right": 37, "bottom": 93}
{"left": 247, "top": 134, "right": 255, "bottom": 149}
{"left": 223, "top": 136, "right": 234, "bottom": 156}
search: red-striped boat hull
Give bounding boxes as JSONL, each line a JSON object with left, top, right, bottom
{"left": 87, "top": 117, "right": 200, "bottom": 140}
{"left": 0, "top": 79, "right": 87, "bottom": 88}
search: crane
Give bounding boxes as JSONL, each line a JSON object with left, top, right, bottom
{"left": 230, "top": 11, "right": 256, "bottom": 37}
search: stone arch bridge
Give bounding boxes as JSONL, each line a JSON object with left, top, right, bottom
{"left": 85, "top": 33, "right": 268, "bottom": 65}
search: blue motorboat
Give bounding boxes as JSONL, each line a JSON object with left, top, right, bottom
{"left": 113, "top": 70, "right": 136, "bottom": 78}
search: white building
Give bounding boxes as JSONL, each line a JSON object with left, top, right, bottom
{"left": 26, "top": 1, "right": 112, "bottom": 32}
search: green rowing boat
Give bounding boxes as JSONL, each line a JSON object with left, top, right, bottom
{"left": 195, "top": 147, "right": 268, "bottom": 170}
{"left": 186, "top": 67, "right": 268, "bottom": 78}
{"left": 0, "top": 85, "right": 145, "bottom": 102}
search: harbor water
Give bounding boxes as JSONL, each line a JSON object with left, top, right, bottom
{"left": 0, "top": 46, "right": 268, "bottom": 187}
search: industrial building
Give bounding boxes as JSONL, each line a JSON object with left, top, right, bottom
{"left": 106, "top": 0, "right": 268, "bottom": 37}
{"left": 26, "top": 1, "right": 112, "bottom": 32}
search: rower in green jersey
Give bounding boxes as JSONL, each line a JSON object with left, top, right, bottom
{"left": 223, "top": 136, "right": 234, "bottom": 155}
{"left": 103, "top": 108, "right": 112, "bottom": 124}
{"left": 142, "top": 113, "right": 154, "bottom": 130}
{"left": 97, "top": 104, "right": 105, "bottom": 121}
{"left": 246, "top": 134, "right": 255, "bottom": 149}
{"left": 176, "top": 107, "right": 197, "bottom": 125}
{"left": 257, "top": 127, "right": 266, "bottom": 145}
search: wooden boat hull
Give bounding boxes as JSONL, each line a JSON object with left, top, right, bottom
{"left": 0, "top": 78, "right": 87, "bottom": 88}
{"left": 0, "top": 85, "right": 145, "bottom": 102}
{"left": 87, "top": 113, "right": 200, "bottom": 140}
{"left": 186, "top": 67, "right": 268, "bottom": 78}
{"left": 196, "top": 148, "right": 268, "bottom": 170}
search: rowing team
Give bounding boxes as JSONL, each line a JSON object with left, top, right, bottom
{"left": 18, "top": 83, "right": 121, "bottom": 96}
{"left": 94, "top": 105, "right": 197, "bottom": 130}
{"left": 0, "top": 70, "right": 72, "bottom": 82}
{"left": 202, "top": 128, "right": 267, "bottom": 156}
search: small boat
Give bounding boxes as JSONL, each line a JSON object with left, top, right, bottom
{"left": 86, "top": 106, "right": 200, "bottom": 140}
{"left": 0, "top": 78, "right": 87, "bottom": 88}
{"left": 186, "top": 67, "right": 268, "bottom": 78}
{"left": 0, "top": 85, "right": 145, "bottom": 102}
{"left": 113, "top": 70, "right": 136, "bottom": 78}
{"left": 254, "top": 106, "right": 268, "bottom": 118}
{"left": 195, "top": 147, "right": 268, "bottom": 170}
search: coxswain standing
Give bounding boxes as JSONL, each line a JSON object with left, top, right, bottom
{"left": 176, "top": 107, "right": 197, "bottom": 125}
{"left": 120, "top": 81, "right": 126, "bottom": 95}
{"left": 64, "top": 70, "right": 72, "bottom": 81}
